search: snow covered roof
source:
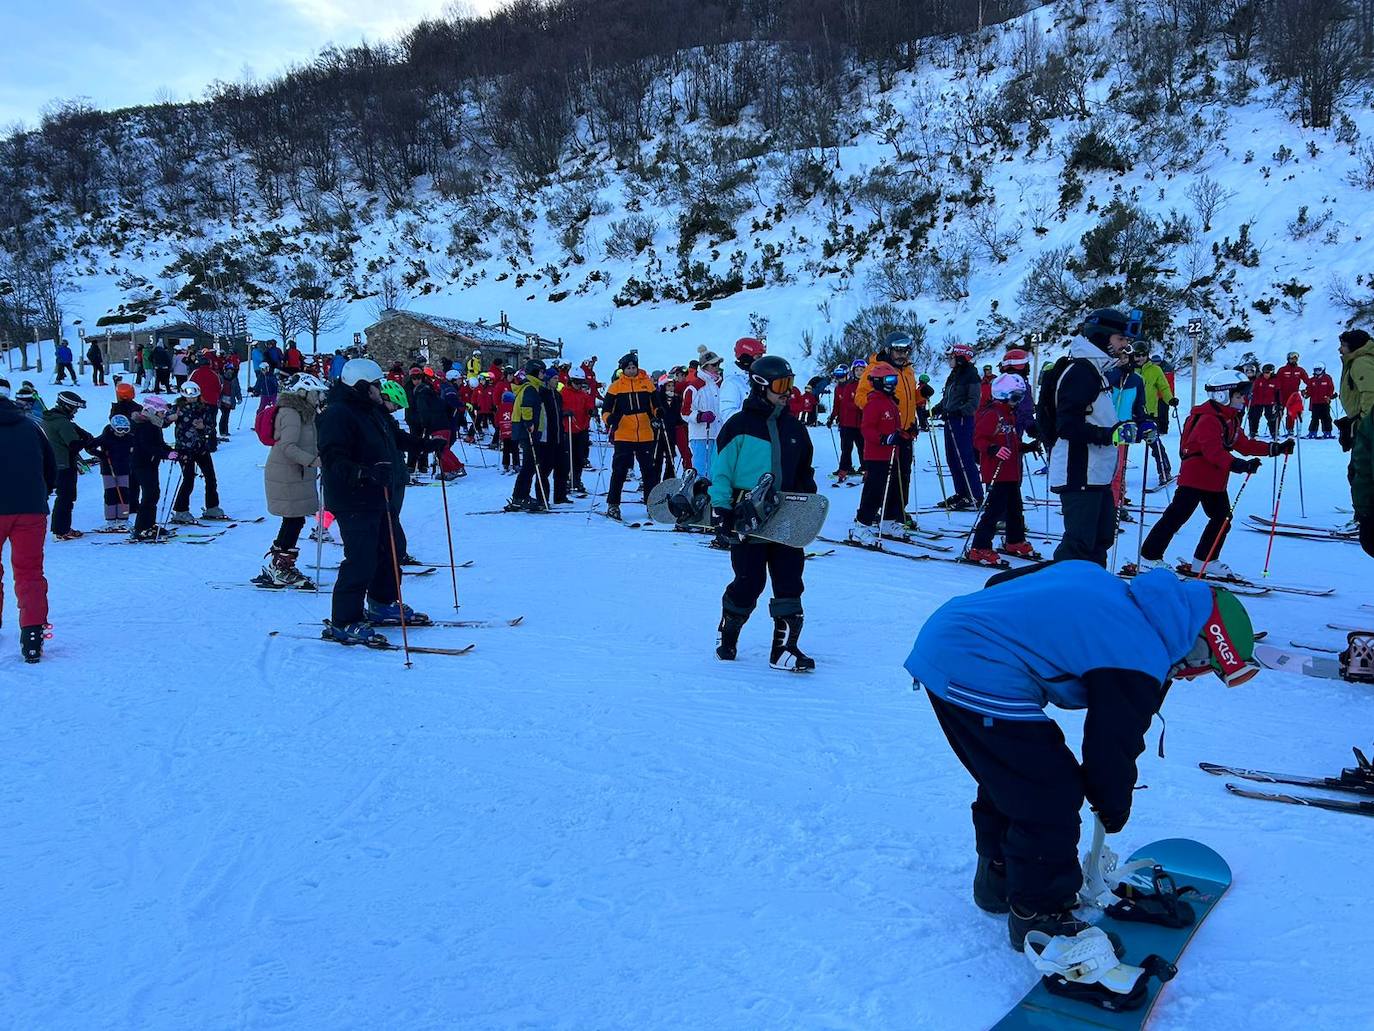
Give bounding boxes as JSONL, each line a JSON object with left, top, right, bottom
{"left": 366, "top": 308, "right": 561, "bottom": 356}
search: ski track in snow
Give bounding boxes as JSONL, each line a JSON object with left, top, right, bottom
{"left": 1, "top": 379, "right": 1370, "bottom": 1029}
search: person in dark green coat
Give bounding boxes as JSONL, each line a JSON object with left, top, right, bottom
{"left": 40, "top": 390, "right": 99, "bottom": 540}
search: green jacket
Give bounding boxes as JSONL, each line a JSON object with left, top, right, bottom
{"left": 1139, "top": 361, "right": 1174, "bottom": 413}
{"left": 1340, "top": 345, "right": 1374, "bottom": 422}
{"left": 40, "top": 409, "right": 92, "bottom": 472}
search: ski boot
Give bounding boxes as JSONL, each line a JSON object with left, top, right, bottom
{"left": 399, "top": 553, "right": 422, "bottom": 566}
{"left": 964, "top": 547, "right": 1004, "bottom": 568}
{"left": 255, "top": 546, "right": 316, "bottom": 590}
{"left": 973, "top": 856, "right": 1008, "bottom": 914}
{"left": 20, "top": 625, "right": 45, "bottom": 664}
{"left": 366, "top": 600, "right": 431, "bottom": 626}
{"left": 1117, "top": 506, "right": 1135, "bottom": 524}
{"left": 716, "top": 609, "right": 748, "bottom": 661}
{"left": 309, "top": 524, "right": 333, "bottom": 544}
{"left": 769, "top": 613, "right": 815, "bottom": 672}
{"left": 99, "top": 519, "right": 124, "bottom": 533}
{"left": 1009, "top": 906, "right": 1122, "bottom": 954}
{"left": 202, "top": 506, "right": 230, "bottom": 520}
{"left": 605, "top": 504, "right": 622, "bottom": 521}
{"left": 322, "top": 620, "right": 389, "bottom": 647}
{"left": 879, "top": 519, "right": 910, "bottom": 542}
{"left": 1305, "top": 431, "right": 1318, "bottom": 439}
{"left": 1136, "top": 556, "right": 1170, "bottom": 572}
{"left": 52, "top": 529, "right": 84, "bottom": 541}
{"left": 848, "top": 522, "right": 880, "bottom": 548}
{"left": 947, "top": 496, "right": 976, "bottom": 512}
{"left": 999, "top": 541, "right": 1042, "bottom": 560}
{"left": 169, "top": 511, "right": 197, "bottom": 525}
{"left": 503, "top": 498, "right": 531, "bottom": 513}
{"left": 436, "top": 470, "right": 462, "bottom": 482}
{"left": 129, "top": 527, "right": 170, "bottom": 543}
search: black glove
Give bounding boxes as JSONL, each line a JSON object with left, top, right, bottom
{"left": 1270, "top": 438, "right": 1296, "bottom": 457}
{"left": 427, "top": 437, "right": 448, "bottom": 454}
{"left": 1025, "top": 438, "right": 1045, "bottom": 458}
{"left": 361, "top": 461, "right": 392, "bottom": 485}
{"left": 1168, "top": 396, "right": 1180, "bottom": 408}
{"left": 650, "top": 418, "right": 663, "bottom": 434}
{"left": 1231, "top": 457, "right": 1262, "bottom": 475}
{"left": 1093, "top": 806, "right": 1129, "bottom": 835}
{"left": 880, "top": 433, "right": 899, "bottom": 446}
{"left": 711, "top": 506, "right": 737, "bottom": 550}
{"left": 1337, "top": 416, "right": 1354, "bottom": 452}
{"left": 931, "top": 403, "right": 944, "bottom": 419}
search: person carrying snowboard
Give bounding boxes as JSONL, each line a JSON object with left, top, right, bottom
{"left": 847, "top": 362, "right": 905, "bottom": 547}
{"left": 710, "top": 355, "right": 818, "bottom": 671}
{"left": 1137, "top": 369, "right": 1291, "bottom": 580}
{"left": 967, "top": 374, "right": 1036, "bottom": 566}
{"left": 904, "top": 560, "right": 1259, "bottom": 956}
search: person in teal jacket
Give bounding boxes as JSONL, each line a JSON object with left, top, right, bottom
{"left": 709, "top": 355, "right": 818, "bottom": 671}
{"left": 904, "top": 560, "right": 1257, "bottom": 951}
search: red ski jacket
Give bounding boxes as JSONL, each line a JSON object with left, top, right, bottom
{"left": 1307, "top": 372, "right": 1335, "bottom": 404}
{"left": 861, "top": 392, "right": 900, "bottom": 463}
{"left": 832, "top": 381, "right": 861, "bottom": 429}
{"left": 1249, "top": 375, "right": 1279, "bottom": 406}
{"left": 188, "top": 365, "right": 222, "bottom": 408}
{"left": 1274, "top": 364, "right": 1309, "bottom": 403}
{"left": 560, "top": 386, "right": 596, "bottom": 433}
{"left": 1178, "top": 401, "right": 1272, "bottom": 492}
{"left": 973, "top": 401, "right": 1023, "bottom": 484}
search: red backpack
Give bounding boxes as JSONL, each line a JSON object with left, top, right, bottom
{"left": 254, "top": 404, "right": 278, "bottom": 446}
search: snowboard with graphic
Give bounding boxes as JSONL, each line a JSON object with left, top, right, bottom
{"left": 647, "top": 473, "right": 829, "bottom": 548}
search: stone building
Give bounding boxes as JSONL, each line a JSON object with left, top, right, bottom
{"left": 363, "top": 309, "right": 562, "bottom": 371}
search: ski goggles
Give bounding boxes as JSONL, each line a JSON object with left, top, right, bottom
{"left": 877, "top": 374, "right": 900, "bottom": 388}
{"left": 761, "top": 374, "right": 795, "bottom": 394}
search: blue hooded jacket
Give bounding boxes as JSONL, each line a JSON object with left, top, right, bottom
{"left": 905, "top": 562, "right": 1214, "bottom": 722}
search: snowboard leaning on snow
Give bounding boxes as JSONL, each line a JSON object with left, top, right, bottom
{"left": 646, "top": 474, "right": 829, "bottom": 548}
{"left": 994, "top": 838, "right": 1231, "bottom": 1030}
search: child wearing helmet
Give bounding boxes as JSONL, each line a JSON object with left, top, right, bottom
{"left": 847, "top": 362, "right": 906, "bottom": 548}
{"left": 128, "top": 397, "right": 176, "bottom": 541}
{"left": 967, "top": 374, "right": 1038, "bottom": 566}
{"left": 256, "top": 373, "right": 325, "bottom": 590}
{"left": 1304, "top": 362, "right": 1335, "bottom": 438}
{"left": 825, "top": 362, "right": 863, "bottom": 479}
{"left": 1136, "top": 370, "right": 1293, "bottom": 580}
{"left": 170, "top": 381, "right": 226, "bottom": 523}
{"left": 95, "top": 413, "right": 135, "bottom": 530}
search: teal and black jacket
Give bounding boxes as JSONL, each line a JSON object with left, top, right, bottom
{"left": 708, "top": 395, "right": 817, "bottom": 508}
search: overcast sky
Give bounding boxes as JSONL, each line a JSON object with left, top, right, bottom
{"left": 1, "top": 0, "right": 496, "bottom": 128}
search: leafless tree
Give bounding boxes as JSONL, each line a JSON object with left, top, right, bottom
{"left": 292, "top": 262, "right": 345, "bottom": 350}
{"left": 1185, "top": 175, "right": 1237, "bottom": 232}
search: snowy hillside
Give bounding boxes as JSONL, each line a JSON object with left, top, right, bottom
{"left": 5, "top": 0, "right": 1373, "bottom": 380}
{"left": 2, "top": 377, "right": 1371, "bottom": 1029}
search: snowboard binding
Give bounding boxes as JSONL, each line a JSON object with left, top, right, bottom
{"left": 1026, "top": 926, "right": 1176, "bottom": 1013}
{"left": 732, "top": 474, "right": 780, "bottom": 536}
{"left": 667, "top": 469, "right": 711, "bottom": 523}
{"left": 1105, "top": 864, "right": 1198, "bottom": 929}
{"left": 1339, "top": 632, "right": 1374, "bottom": 684}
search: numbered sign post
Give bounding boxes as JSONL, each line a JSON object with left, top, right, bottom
{"left": 1187, "top": 317, "right": 1203, "bottom": 408}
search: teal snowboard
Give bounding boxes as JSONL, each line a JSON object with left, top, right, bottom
{"left": 993, "top": 838, "right": 1231, "bottom": 1030}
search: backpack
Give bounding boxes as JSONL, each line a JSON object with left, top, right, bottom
{"left": 1035, "top": 355, "right": 1072, "bottom": 450}
{"left": 254, "top": 403, "right": 278, "bottom": 446}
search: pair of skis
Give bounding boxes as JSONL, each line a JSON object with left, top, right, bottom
{"left": 1201, "top": 749, "right": 1374, "bottom": 817}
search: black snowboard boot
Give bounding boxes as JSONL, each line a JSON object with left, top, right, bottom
{"left": 716, "top": 609, "right": 748, "bottom": 661}
{"left": 1009, "top": 906, "right": 1124, "bottom": 955}
{"left": 973, "top": 856, "right": 1008, "bottom": 914}
{"left": 769, "top": 614, "right": 815, "bottom": 672}
{"left": 20, "top": 625, "right": 44, "bottom": 664}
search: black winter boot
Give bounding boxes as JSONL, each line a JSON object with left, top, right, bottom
{"left": 973, "top": 856, "right": 1008, "bottom": 914}
{"left": 769, "top": 614, "right": 815, "bottom": 672}
{"left": 1009, "top": 906, "right": 1124, "bottom": 955}
{"left": 716, "top": 609, "right": 747, "bottom": 661}
{"left": 20, "top": 625, "right": 44, "bottom": 664}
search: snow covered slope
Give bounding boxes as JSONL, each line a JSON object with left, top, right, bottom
{"left": 1, "top": 377, "right": 1370, "bottom": 1029}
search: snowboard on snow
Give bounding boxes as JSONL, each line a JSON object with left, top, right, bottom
{"left": 646, "top": 473, "right": 829, "bottom": 548}
{"left": 1254, "top": 643, "right": 1344, "bottom": 680}
{"left": 993, "top": 838, "right": 1231, "bottom": 1031}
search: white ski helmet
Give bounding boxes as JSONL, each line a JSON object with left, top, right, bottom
{"left": 1204, "top": 369, "right": 1251, "bottom": 403}
{"left": 290, "top": 373, "right": 328, "bottom": 395}
{"left": 990, "top": 373, "right": 1028, "bottom": 403}
{"left": 180, "top": 382, "right": 201, "bottom": 400}
{"left": 1313, "top": 362, "right": 1326, "bottom": 375}
{"left": 340, "top": 358, "right": 384, "bottom": 387}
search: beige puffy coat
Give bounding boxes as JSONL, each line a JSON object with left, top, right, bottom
{"left": 264, "top": 393, "right": 321, "bottom": 517}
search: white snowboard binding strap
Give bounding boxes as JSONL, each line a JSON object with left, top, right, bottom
{"left": 1079, "top": 817, "right": 1155, "bottom": 910}
{"left": 1025, "top": 927, "right": 1176, "bottom": 1012}
{"left": 1340, "top": 632, "right": 1374, "bottom": 684}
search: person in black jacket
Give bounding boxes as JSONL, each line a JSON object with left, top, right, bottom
{"left": 150, "top": 343, "right": 173, "bottom": 393}
{"left": 128, "top": 396, "right": 175, "bottom": 541}
{"left": 86, "top": 339, "right": 107, "bottom": 385}
{"left": 933, "top": 343, "right": 984, "bottom": 510}
{"left": 317, "top": 360, "right": 440, "bottom": 645}
{"left": 404, "top": 368, "right": 444, "bottom": 477}
{"left": 0, "top": 381, "right": 58, "bottom": 661}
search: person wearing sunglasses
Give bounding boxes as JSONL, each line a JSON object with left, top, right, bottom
{"left": 1048, "top": 307, "right": 1143, "bottom": 567}
{"left": 709, "top": 355, "right": 819, "bottom": 672}
{"left": 905, "top": 559, "right": 1259, "bottom": 953}
{"left": 855, "top": 331, "right": 923, "bottom": 521}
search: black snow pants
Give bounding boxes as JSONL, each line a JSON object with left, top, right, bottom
{"left": 1053, "top": 488, "right": 1116, "bottom": 567}
{"left": 1141, "top": 485, "right": 1231, "bottom": 564}
{"left": 722, "top": 540, "right": 805, "bottom": 622}
{"left": 331, "top": 510, "right": 403, "bottom": 626}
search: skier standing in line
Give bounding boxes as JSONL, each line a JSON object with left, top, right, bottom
{"left": 682, "top": 348, "right": 723, "bottom": 474}
{"left": 710, "top": 355, "right": 818, "bottom": 671}
{"left": 507, "top": 359, "right": 568, "bottom": 511}
{"left": 1137, "top": 348, "right": 1179, "bottom": 484}
{"left": 1048, "top": 308, "right": 1140, "bottom": 567}
{"left": 0, "top": 380, "right": 56, "bottom": 661}
{"left": 54, "top": 340, "right": 78, "bottom": 384}
{"left": 1247, "top": 363, "right": 1280, "bottom": 439}
{"left": 1137, "top": 369, "right": 1291, "bottom": 579}
{"left": 826, "top": 362, "right": 862, "bottom": 480}
{"left": 257, "top": 373, "right": 326, "bottom": 590}
{"left": 905, "top": 560, "right": 1258, "bottom": 957}
{"left": 1274, "top": 351, "right": 1310, "bottom": 438}
{"left": 966, "top": 374, "right": 1037, "bottom": 567}
{"left": 847, "top": 362, "right": 904, "bottom": 547}
{"left": 169, "top": 382, "right": 227, "bottom": 523}
{"left": 930, "top": 343, "right": 983, "bottom": 511}
{"left": 718, "top": 337, "right": 765, "bottom": 424}
{"left": 1335, "top": 329, "right": 1374, "bottom": 557}
{"left": 560, "top": 368, "right": 597, "bottom": 496}
{"left": 601, "top": 352, "right": 661, "bottom": 521}
{"left": 41, "top": 391, "right": 99, "bottom": 541}
{"left": 128, "top": 396, "right": 176, "bottom": 542}
{"left": 1304, "top": 362, "right": 1335, "bottom": 438}
{"left": 94, "top": 414, "right": 134, "bottom": 530}
{"left": 856, "top": 332, "right": 922, "bottom": 519}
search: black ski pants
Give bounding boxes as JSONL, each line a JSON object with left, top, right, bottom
{"left": 331, "top": 510, "right": 402, "bottom": 626}
{"left": 856, "top": 456, "right": 905, "bottom": 525}
{"left": 927, "top": 693, "right": 1084, "bottom": 914}
{"left": 131, "top": 464, "right": 162, "bottom": 534}
{"left": 607, "top": 441, "right": 659, "bottom": 506}
{"left": 274, "top": 516, "right": 306, "bottom": 551}
{"left": 836, "top": 425, "right": 861, "bottom": 473}
{"left": 570, "top": 431, "right": 590, "bottom": 489}
{"left": 1053, "top": 488, "right": 1116, "bottom": 567}
{"left": 512, "top": 439, "right": 568, "bottom": 505}
{"left": 1147, "top": 436, "right": 1172, "bottom": 481}
{"left": 50, "top": 468, "right": 78, "bottom": 536}
{"left": 90, "top": 361, "right": 106, "bottom": 386}
{"left": 1141, "top": 485, "right": 1231, "bottom": 564}
{"left": 973, "top": 481, "right": 1026, "bottom": 550}
{"left": 1309, "top": 402, "right": 1333, "bottom": 435}
{"left": 722, "top": 540, "right": 805, "bottom": 621}
{"left": 1247, "top": 403, "right": 1278, "bottom": 439}
{"left": 172, "top": 453, "right": 219, "bottom": 513}
{"left": 55, "top": 362, "right": 78, "bottom": 384}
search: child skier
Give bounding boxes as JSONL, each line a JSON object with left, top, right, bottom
{"left": 1138, "top": 369, "right": 1293, "bottom": 579}
{"left": 95, "top": 414, "right": 135, "bottom": 530}
{"left": 847, "top": 362, "right": 905, "bottom": 547}
{"left": 497, "top": 389, "right": 517, "bottom": 473}
{"left": 967, "top": 374, "right": 1038, "bottom": 566}
{"left": 170, "top": 382, "right": 225, "bottom": 523}
{"left": 129, "top": 396, "right": 176, "bottom": 542}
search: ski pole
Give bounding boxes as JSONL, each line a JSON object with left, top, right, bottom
{"left": 1196, "top": 471, "right": 1253, "bottom": 580}
{"left": 1109, "top": 444, "right": 1127, "bottom": 574}
{"left": 1135, "top": 443, "right": 1150, "bottom": 567}
{"left": 959, "top": 455, "right": 1005, "bottom": 560}
{"left": 314, "top": 504, "right": 325, "bottom": 594}
{"left": 159, "top": 460, "right": 183, "bottom": 533}
{"left": 438, "top": 460, "right": 460, "bottom": 609}
{"left": 927, "top": 425, "right": 950, "bottom": 519}
{"left": 1294, "top": 427, "right": 1307, "bottom": 518}
{"left": 380, "top": 486, "right": 413, "bottom": 669}
{"left": 877, "top": 443, "right": 899, "bottom": 533}
{"left": 1262, "top": 451, "right": 1292, "bottom": 578}
{"left": 1022, "top": 453, "right": 1037, "bottom": 502}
